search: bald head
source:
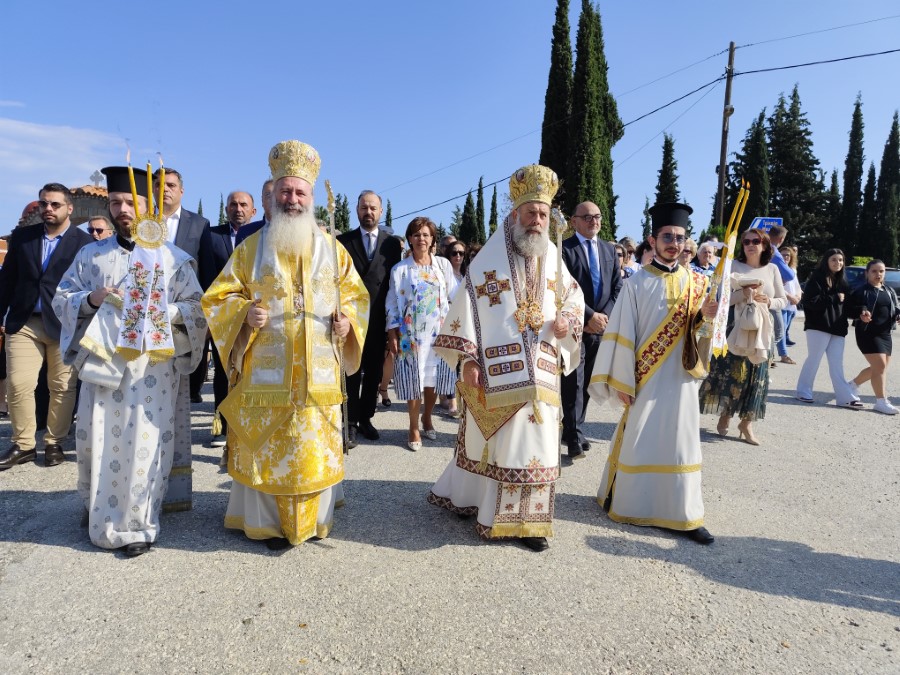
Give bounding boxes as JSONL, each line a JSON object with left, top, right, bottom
{"left": 571, "top": 201, "right": 602, "bottom": 239}
{"left": 225, "top": 191, "right": 256, "bottom": 230}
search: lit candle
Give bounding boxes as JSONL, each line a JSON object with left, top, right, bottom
{"left": 724, "top": 181, "right": 744, "bottom": 240}
{"left": 157, "top": 157, "right": 165, "bottom": 219}
{"left": 146, "top": 162, "right": 154, "bottom": 216}
{"left": 126, "top": 150, "right": 141, "bottom": 219}
{"left": 734, "top": 180, "right": 750, "bottom": 234}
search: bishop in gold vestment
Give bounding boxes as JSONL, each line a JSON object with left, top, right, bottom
{"left": 202, "top": 140, "right": 369, "bottom": 547}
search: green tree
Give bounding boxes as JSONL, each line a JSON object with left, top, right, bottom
{"left": 565, "top": 0, "right": 622, "bottom": 238}
{"left": 489, "top": 185, "right": 499, "bottom": 235}
{"left": 767, "top": 86, "right": 826, "bottom": 272}
{"left": 314, "top": 205, "right": 329, "bottom": 225}
{"left": 459, "top": 191, "right": 480, "bottom": 244}
{"left": 335, "top": 193, "right": 351, "bottom": 233}
{"left": 654, "top": 133, "right": 680, "bottom": 204}
{"left": 874, "top": 112, "right": 900, "bottom": 266}
{"left": 837, "top": 95, "right": 865, "bottom": 256}
{"left": 539, "top": 0, "right": 573, "bottom": 194}
{"left": 385, "top": 199, "right": 393, "bottom": 233}
{"left": 825, "top": 169, "right": 842, "bottom": 247}
{"left": 197, "top": 199, "right": 203, "bottom": 217}
{"left": 723, "top": 110, "right": 770, "bottom": 235}
{"left": 449, "top": 205, "right": 462, "bottom": 239}
{"left": 476, "top": 177, "right": 485, "bottom": 242}
{"left": 218, "top": 193, "right": 226, "bottom": 226}
{"left": 641, "top": 196, "right": 651, "bottom": 240}
{"left": 858, "top": 163, "right": 879, "bottom": 257}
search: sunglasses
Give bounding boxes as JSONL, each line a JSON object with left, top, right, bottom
{"left": 657, "top": 233, "right": 687, "bottom": 244}
{"left": 87, "top": 227, "right": 110, "bottom": 234}
{"left": 449, "top": 251, "right": 465, "bottom": 257}
{"left": 742, "top": 238, "right": 762, "bottom": 246}
{"left": 38, "top": 200, "right": 66, "bottom": 210}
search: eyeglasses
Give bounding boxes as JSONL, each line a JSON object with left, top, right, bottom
{"left": 575, "top": 214, "right": 602, "bottom": 222}
{"left": 742, "top": 238, "right": 762, "bottom": 246}
{"left": 87, "top": 227, "right": 109, "bottom": 234}
{"left": 657, "top": 233, "right": 687, "bottom": 244}
{"left": 449, "top": 251, "right": 465, "bottom": 257}
{"left": 38, "top": 200, "right": 65, "bottom": 210}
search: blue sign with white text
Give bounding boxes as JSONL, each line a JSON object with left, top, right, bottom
{"left": 749, "top": 217, "right": 782, "bottom": 232}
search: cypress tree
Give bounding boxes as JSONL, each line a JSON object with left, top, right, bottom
{"left": 197, "top": 199, "right": 203, "bottom": 216}
{"left": 476, "top": 177, "right": 485, "bottom": 242}
{"left": 874, "top": 112, "right": 900, "bottom": 266}
{"left": 725, "top": 110, "right": 770, "bottom": 234}
{"left": 450, "top": 205, "right": 462, "bottom": 239}
{"left": 385, "top": 199, "right": 393, "bottom": 233}
{"left": 767, "top": 86, "right": 826, "bottom": 271}
{"left": 335, "top": 194, "right": 351, "bottom": 233}
{"left": 459, "top": 192, "right": 479, "bottom": 244}
{"left": 837, "top": 95, "right": 865, "bottom": 256}
{"left": 654, "top": 134, "right": 681, "bottom": 204}
{"left": 566, "top": 0, "right": 622, "bottom": 238}
{"left": 858, "top": 163, "right": 879, "bottom": 257}
{"left": 489, "top": 186, "right": 499, "bottom": 235}
{"left": 641, "top": 196, "right": 651, "bottom": 240}
{"left": 825, "top": 170, "right": 842, "bottom": 251}
{"left": 218, "top": 193, "right": 226, "bottom": 226}
{"left": 539, "top": 0, "right": 573, "bottom": 193}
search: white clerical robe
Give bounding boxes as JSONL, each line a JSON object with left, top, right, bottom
{"left": 589, "top": 263, "right": 708, "bottom": 530}
{"left": 53, "top": 237, "right": 206, "bottom": 549}
{"left": 429, "top": 224, "right": 584, "bottom": 539}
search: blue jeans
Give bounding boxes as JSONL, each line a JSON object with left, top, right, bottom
{"left": 778, "top": 310, "right": 795, "bottom": 356}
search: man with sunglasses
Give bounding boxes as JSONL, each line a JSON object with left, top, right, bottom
{"left": 0, "top": 184, "right": 92, "bottom": 470}
{"left": 560, "top": 202, "right": 621, "bottom": 460}
{"left": 590, "top": 202, "right": 719, "bottom": 545}
{"left": 86, "top": 215, "right": 115, "bottom": 241}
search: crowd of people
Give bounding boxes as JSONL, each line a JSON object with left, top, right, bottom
{"left": 0, "top": 147, "right": 897, "bottom": 558}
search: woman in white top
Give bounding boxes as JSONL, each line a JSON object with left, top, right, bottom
{"left": 699, "top": 228, "right": 786, "bottom": 445}
{"left": 386, "top": 217, "right": 458, "bottom": 451}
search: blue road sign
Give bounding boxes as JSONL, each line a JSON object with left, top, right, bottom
{"left": 749, "top": 217, "right": 782, "bottom": 232}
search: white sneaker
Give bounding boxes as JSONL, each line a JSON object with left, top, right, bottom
{"left": 210, "top": 434, "right": 227, "bottom": 447}
{"left": 847, "top": 380, "right": 861, "bottom": 401}
{"left": 873, "top": 399, "right": 899, "bottom": 415}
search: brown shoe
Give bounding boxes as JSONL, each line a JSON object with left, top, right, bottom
{"left": 0, "top": 444, "right": 36, "bottom": 470}
{"left": 44, "top": 443, "right": 65, "bottom": 467}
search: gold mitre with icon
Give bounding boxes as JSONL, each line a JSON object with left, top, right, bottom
{"left": 269, "top": 140, "right": 321, "bottom": 185}
{"left": 102, "top": 155, "right": 168, "bottom": 249}
{"left": 509, "top": 164, "right": 559, "bottom": 209}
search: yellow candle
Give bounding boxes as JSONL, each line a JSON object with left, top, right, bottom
{"left": 735, "top": 181, "right": 750, "bottom": 233}
{"left": 157, "top": 164, "right": 166, "bottom": 218}
{"left": 127, "top": 155, "right": 142, "bottom": 220}
{"left": 146, "top": 162, "right": 154, "bottom": 215}
{"left": 724, "top": 184, "right": 744, "bottom": 239}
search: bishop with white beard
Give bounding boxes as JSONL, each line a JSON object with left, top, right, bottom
{"left": 202, "top": 140, "right": 369, "bottom": 549}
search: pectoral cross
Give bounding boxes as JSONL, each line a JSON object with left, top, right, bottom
{"left": 247, "top": 273, "right": 288, "bottom": 310}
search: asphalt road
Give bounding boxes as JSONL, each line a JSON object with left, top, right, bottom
{"left": 0, "top": 324, "right": 897, "bottom": 673}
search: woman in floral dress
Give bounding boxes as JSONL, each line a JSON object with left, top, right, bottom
{"left": 386, "top": 217, "right": 458, "bottom": 451}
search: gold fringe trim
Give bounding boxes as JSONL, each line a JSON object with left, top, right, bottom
{"left": 240, "top": 392, "right": 292, "bottom": 408}
{"left": 489, "top": 521, "right": 553, "bottom": 539}
{"left": 616, "top": 463, "right": 702, "bottom": 474}
{"left": 168, "top": 466, "right": 193, "bottom": 477}
{"left": 228, "top": 471, "right": 345, "bottom": 497}
{"left": 224, "top": 515, "right": 283, "bottom": 540}
{"left": 607, "top": 510, "right": 704, "bottom": 531}
{"left": 162, "top": 500, "right": 192, "bottom": 513}
{"left": 483, "top": 386, "right": 559, "bottom": 410}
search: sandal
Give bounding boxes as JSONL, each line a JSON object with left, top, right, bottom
{"left": 780, "top": 356, "right": 796, "bottom": 364}
{"left": 379, "top": 387, "right": 392, "bottom": 407}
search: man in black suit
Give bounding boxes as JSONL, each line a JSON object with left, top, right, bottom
{"left": 198, "top": 190, "right": 257, "bottom": 451}
{"left": 561, "top": 201, "right": 622, "bottom": 459}
{"left": 0, "top": 183, "right": 93, "bottom": 469}
{"left": 235, "top": 179, "right": 274, "bottom": 247}
{"left": 154, "top": 168, "right": 211, "bottom": 402}
{"left": 337, "top": 190, "right": 402, "bottom": 447}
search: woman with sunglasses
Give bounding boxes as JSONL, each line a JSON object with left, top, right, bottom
{"left": 846, "top": 259, "right": 900, "bottom": 414}
{"left": 795, "top": 249, "right": 860, "bottom": 408}
{"left": 700, "top": 228, "right": 786, "bottom": 445}
{"left": 613, "top": 243, "right": 633, "bottom": 278}
{"left": 446, "top": 241, "right": 468, "bottom": 286}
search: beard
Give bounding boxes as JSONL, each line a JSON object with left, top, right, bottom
{"left": 266, "top": 201, "right": 317, "bottom": 262}
{"left": 511, "top": 220, "right": 549, "bottom": 258}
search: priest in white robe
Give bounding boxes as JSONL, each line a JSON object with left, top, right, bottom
{"left": 202, "top": 140, "right": 369, "bottom": 550}
{"left": 53, "top": 165, "right": 207, "bottom": 556}
{"left": 428, "top": 164, "right": 584, "bottom": 552}
{"left": 589, "top": 202, "right": 719, "bottom": 545}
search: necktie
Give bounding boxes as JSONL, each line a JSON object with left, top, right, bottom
{"left": 367, "top": 232, "right": 376, "bottom": 260}
{"left": 586, "top": 239, "right": 602, "bottom": 302}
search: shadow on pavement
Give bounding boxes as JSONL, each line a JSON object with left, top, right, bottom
{"left": 584, "top": 532, "right": 900, "bottom": 617}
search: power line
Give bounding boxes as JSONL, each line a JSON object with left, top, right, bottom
{"left": 735, "top": 47, "right": 900, "bottom": 77}
{"left": 615, "top": 49, "right": 727, "bottom": 98}
{"left": 736, "top": 14, "right": 900, "bottom": 50}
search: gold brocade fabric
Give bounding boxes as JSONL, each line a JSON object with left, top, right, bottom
{"left": 201, "top": 230, "right": 369, "bottom": 497}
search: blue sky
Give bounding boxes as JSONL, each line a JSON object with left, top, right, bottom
{"left": 1, "top": 1, "right": 898, "bottom": 241}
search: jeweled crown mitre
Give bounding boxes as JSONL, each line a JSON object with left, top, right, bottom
{"left": 268, "top": 140, "right": 321, "bottom": 186}
{"left": 509, "top": 164, "right": 559, "bottom": 209}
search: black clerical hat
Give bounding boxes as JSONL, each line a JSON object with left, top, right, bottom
{"left": 101, "top": 166, "right": 149, "bottom": 197}
{"left": 648, "top": 202, "right": 692, "bottom": 233}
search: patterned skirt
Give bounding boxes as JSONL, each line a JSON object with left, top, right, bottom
{"left": 699, "top": 352, "right": 770, "bottom": 421}
{"left": 393, "top": 351, "right": 456, "bottom": 400}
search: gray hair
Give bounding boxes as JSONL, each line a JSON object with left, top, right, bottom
{"left": 88, "top": 214, "right": 114, "bottom": 230}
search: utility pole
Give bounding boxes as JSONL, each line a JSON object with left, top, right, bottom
{"left": 715, "top": 42, "right": 736, "bottom": 229}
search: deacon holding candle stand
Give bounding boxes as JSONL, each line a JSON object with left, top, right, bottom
{"left": 589, "top": 202, "right": 720, "bottom": 545}
{"left": 53, "top": 162, "right": 207, "bottom": 557}
{"left": 427, "top": 164, "right": 584, "bottom": 553}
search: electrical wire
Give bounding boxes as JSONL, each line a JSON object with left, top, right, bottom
{"left": 736, "top": 14, "right": 900, "bottom": 50}
{"left": 734, "top": 47, "right": 900, "bottom": 76}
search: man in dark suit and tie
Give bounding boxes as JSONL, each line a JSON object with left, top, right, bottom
{"left": 235, "top": 179, "right": 274, "bottom": 247}
{"left": 561, "top": 201, "right": 622, "bottom": 459}
{"left": 198, "top": 190, "right": 257, "bottom": 452}
{"left": 0, "top": 183, "right": 93, "bottom": 469}
{"left": 337, "top": 190, "right": 402, "bottom": 447}
{"left": 154, "top": 168, "right": 210, "bottom": 402}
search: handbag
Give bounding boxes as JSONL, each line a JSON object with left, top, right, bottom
{"left": 737, "top": 301, "right": 762, "bottom": 331}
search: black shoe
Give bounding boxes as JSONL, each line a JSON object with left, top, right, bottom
{"left": 566, "top": 441, "right": 585, "bottom": 460}
{"left": 44, "top": 443, "right": 65, "bottom": 467}
{"left": 264, "top": 537, "right": 291, "bottom": 550}
{"left": 786, "top": 340, "right": 796, "bottom": 346}
{"left": 123, "top": 542, "right": 151, "bottom": 557}
{"left": 685, "top": 526, "right": 715, "bottom": 545}
{"left": 0, "top": 444, "right": 36, "bottom": 470}
{"left": 521, "top": 537, "right": 549, "bottom": 552}
{"left": 346, "top": 425, "right": 358, "bottom": 449}
{"left": 190, "top": 393, "right": 203, "bottom": 404}
{"left": 80, "top": 511, "right": 89, "bottom": 527}
{"left": 358, "top": 419, "right": 380, "bottom": 441}
{"left": 581, "top": 442, "right": 592, "bottom": 454}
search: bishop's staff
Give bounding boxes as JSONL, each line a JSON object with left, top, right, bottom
{"left": 325, "top": 180, "right": 351, "bottom": 455}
